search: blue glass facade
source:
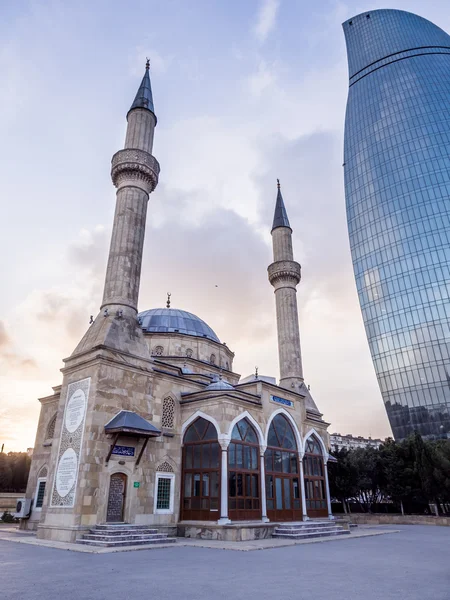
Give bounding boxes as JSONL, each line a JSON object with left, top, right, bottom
{"left": 343, "top": 10, "right": 450, "bottom": 439}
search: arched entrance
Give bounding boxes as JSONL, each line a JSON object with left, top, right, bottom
{"left": 181, "top": 417, "right": 220, "bottom": 521}
{"left": 304, "top": 436, "right": 327, "bottom": 518}
{"left": 106, "top": 473, "right": 127, "bottom": 522}
{"left": 228, "top": 418, "right": 261, "bottom": 521}
{"left": 265, "top": 414, "right": 302, "bottom": 521}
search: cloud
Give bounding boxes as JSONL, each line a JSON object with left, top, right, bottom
{"left": 253, "top": 0, "right": 280, "bottom": 43}
{"left": 0, "top": 320, "right": 38, "bottom": 375}
{"left": 0, "top": 321, "right": 10, "bottom": 347}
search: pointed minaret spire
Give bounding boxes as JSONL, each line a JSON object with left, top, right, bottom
{"left": 128, "top": 58, "right": 156, "bottom": 119}
{"left": 268, "top": 182, "right": 304, "bottom": 390}
{"left": 272, "top": 179, "right": 291, "bottom": 232}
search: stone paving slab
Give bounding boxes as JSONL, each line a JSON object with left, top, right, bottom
{"left": 0, "top": 526, "right": 399, "bottom": 553}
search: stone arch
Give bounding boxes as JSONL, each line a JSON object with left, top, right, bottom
{"left": 37, "top": 465, "right": 48, "bottom": 478}
{"left": 181, "top": 410, "right": 221, "bottom": 440}
{"left": 46, "top": 414, "right": 57, "bottom": 439}
{"left": 265, "top": 408, "right": 303, "bottom": 454}
{"left": 303, "top": 428, "right": 329, "bottom": 462}
{"left": 226, "top": 411, "right": 264, "bottom": 447}
{"left": 156, "top": 460, "right": 174, "bottom": 473}
{"left": 161, "top": 395, "right": 176, "bottom": 429}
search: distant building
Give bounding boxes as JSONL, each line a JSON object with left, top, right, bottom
{"left": 330, "top": 433, "right": 384, "bottom": 452}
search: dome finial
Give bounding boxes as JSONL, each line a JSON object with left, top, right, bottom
{"left": 146, "top": 57, "right": 150, "bottom": 70}
{"left": 166, "top": 292, "right": 171, "bottom": 308}
{"left": 277, "top": 178, "right": 280, "bottom": 190}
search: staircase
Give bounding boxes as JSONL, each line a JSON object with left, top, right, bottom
{"left": 77, "top": 524, "right": 177, "bottom": 548}
{"left": 273, "top": 520, "right": 350, "bottom": 540}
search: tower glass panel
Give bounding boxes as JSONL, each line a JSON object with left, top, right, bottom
{"left": 343, "top": 9, "right": 450, "bottom": 439}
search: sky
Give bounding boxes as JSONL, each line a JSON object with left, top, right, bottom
{"left": 1, "top": 0, "right": 449, "bottom": 451}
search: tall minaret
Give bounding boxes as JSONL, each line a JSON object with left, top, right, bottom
{"left": 268, "top": 180, "right": 303, "bottom": 392}
{"left": 102, "top": 59, "right": 159, "bottom": 315}
{"left": 74, "top": 61, "right": 159, "bottom": 357}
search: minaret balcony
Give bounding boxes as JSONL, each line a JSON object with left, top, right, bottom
{"left": 111, "top": 148, "right": 160, "bottom": 193}
{"left": 268, "top": 260, "right": 301, "bottom": 287}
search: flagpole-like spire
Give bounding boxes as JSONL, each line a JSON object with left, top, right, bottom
{"left": 271, "top": 179, "right": 291, "bottom": 232}
{"left": 128, "top": 59, "right": 157, "bottom": 122}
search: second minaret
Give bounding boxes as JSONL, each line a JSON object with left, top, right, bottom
{"left": 268, "top": 180, "right": 304, "bottom": 391}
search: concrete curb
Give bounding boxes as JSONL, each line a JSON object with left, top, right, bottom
{"left": 0, "top": 527, "right": 400, "bottom": 553}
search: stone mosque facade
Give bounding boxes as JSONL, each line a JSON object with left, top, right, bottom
{"left": 21, "top": 64, "right": 333, "bottom": 542}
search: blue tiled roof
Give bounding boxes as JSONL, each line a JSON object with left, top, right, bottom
{"left": 138, "top": 308, "right": 220, "bottom": 343}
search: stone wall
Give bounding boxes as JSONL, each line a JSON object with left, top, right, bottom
{"left": 0, "top": 493, "right": 22, "bottom": 512}
{"left": 20, "top": 390, "right": 59, "bottom": 531}
{"left": 349, "top": 514, "right": 450, "bottom": 527}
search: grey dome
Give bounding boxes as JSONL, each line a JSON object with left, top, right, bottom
{"left": 205, "top": 379, "right": 234, "bottom": 391}
{"left": 138, "top": 308, "right": 220, "bottom": 343}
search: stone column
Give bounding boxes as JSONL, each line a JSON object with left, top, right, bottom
{"left": 299, "top": 454, "right": 309, "bottom": 521}
{"left": 259, "top": 446, "right": 269, "bottom": 522}
{"left": 324, "top": 458, "right": 334, "bottom": 520}
{"left": 218, "top": 440, "right": 230, "bottom": 525}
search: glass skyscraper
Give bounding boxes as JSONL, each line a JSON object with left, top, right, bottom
{"left": 342, "top": 10, "right": 450, "bottom": 440}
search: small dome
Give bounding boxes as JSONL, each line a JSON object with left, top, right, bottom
{"left": 138, "top": 308, "right": 220, "bottom": 343}
{"left": 205, "top": 379, "right": 234, "bottom": 391}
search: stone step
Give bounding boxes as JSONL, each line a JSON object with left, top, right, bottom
{"left": 276, "top": 522, "right": 334, "bottom": 530}
{"left": 82, "top": 533, "right": 168, "bottom": 542}
{"left": 93, "top": 524, "right": 156, "bottom": 531}
{"left": 273, "top": 529, "right": 350, "bottom": 540}
{"left": 273, "top": 526, "right": 346, "bottom": 535}
{"left": 89, "top": 528, "right": 159, "bottom": 536}
{"left": 77, "top": 537, "right": 177, "bottom": 548}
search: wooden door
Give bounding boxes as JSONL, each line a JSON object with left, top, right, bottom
{"left": 107, "top": 473, "right": 127, "bottom": 522}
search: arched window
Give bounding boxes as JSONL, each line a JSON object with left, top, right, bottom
{"left": 46, "top": 414, "right": 57, "bottom": 440}
{"left": 228, "top": 418, "right": 261, "bottom": 520}
{"left": 304, "top": 435, "right": 327, "bottom": 518}
{"left": 210, "top": 353, "right": 216, "bottom": 365}
{"left": 265, "top": 414, "right": 302, "bottom": 521}
{"left": 161, "top": 397, "right": 175, "bottom": 429}
{"left": 181, "top": 417, "right": 220, "bottom": 521}
{"left": 186, "top": 348, "right": 193, "bottom": 358}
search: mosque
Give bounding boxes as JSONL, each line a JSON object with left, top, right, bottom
{"left": 20, "top": 63, "right": 333, "bottom": 542}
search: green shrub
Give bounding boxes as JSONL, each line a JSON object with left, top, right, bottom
{"left": 1, "top": 511, "right": 17, "bottom": 523}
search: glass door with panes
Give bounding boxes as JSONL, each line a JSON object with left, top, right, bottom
{"left": 304, "top": 436, "right": 327, "bottom": 518}
{"left": 181, "top": 418, "right": 220, "bottom": 520}
{"left": 265, "top": 414, "right": 302, "bottom": 521}
{"left": 228, "top": 418, "right": 261, "bottom": 520}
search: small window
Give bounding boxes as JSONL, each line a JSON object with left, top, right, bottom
{"left": 154, "top": 346, "right": 164, "bottom": 356}
{"left": 34, "top": 478, "right": 47, "bottom": 510}
{"left": 154, "top": 473, "right": 175, "bottom": 514}
{"left": 161, "top": 397, "right": 175, "bottom": 429}
{"left": 210, "top": 354, "right": 216, "bottom": 365}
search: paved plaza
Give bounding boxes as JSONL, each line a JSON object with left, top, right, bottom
{"left": 1, "top": 525, "right": 449, "bottom": 600}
